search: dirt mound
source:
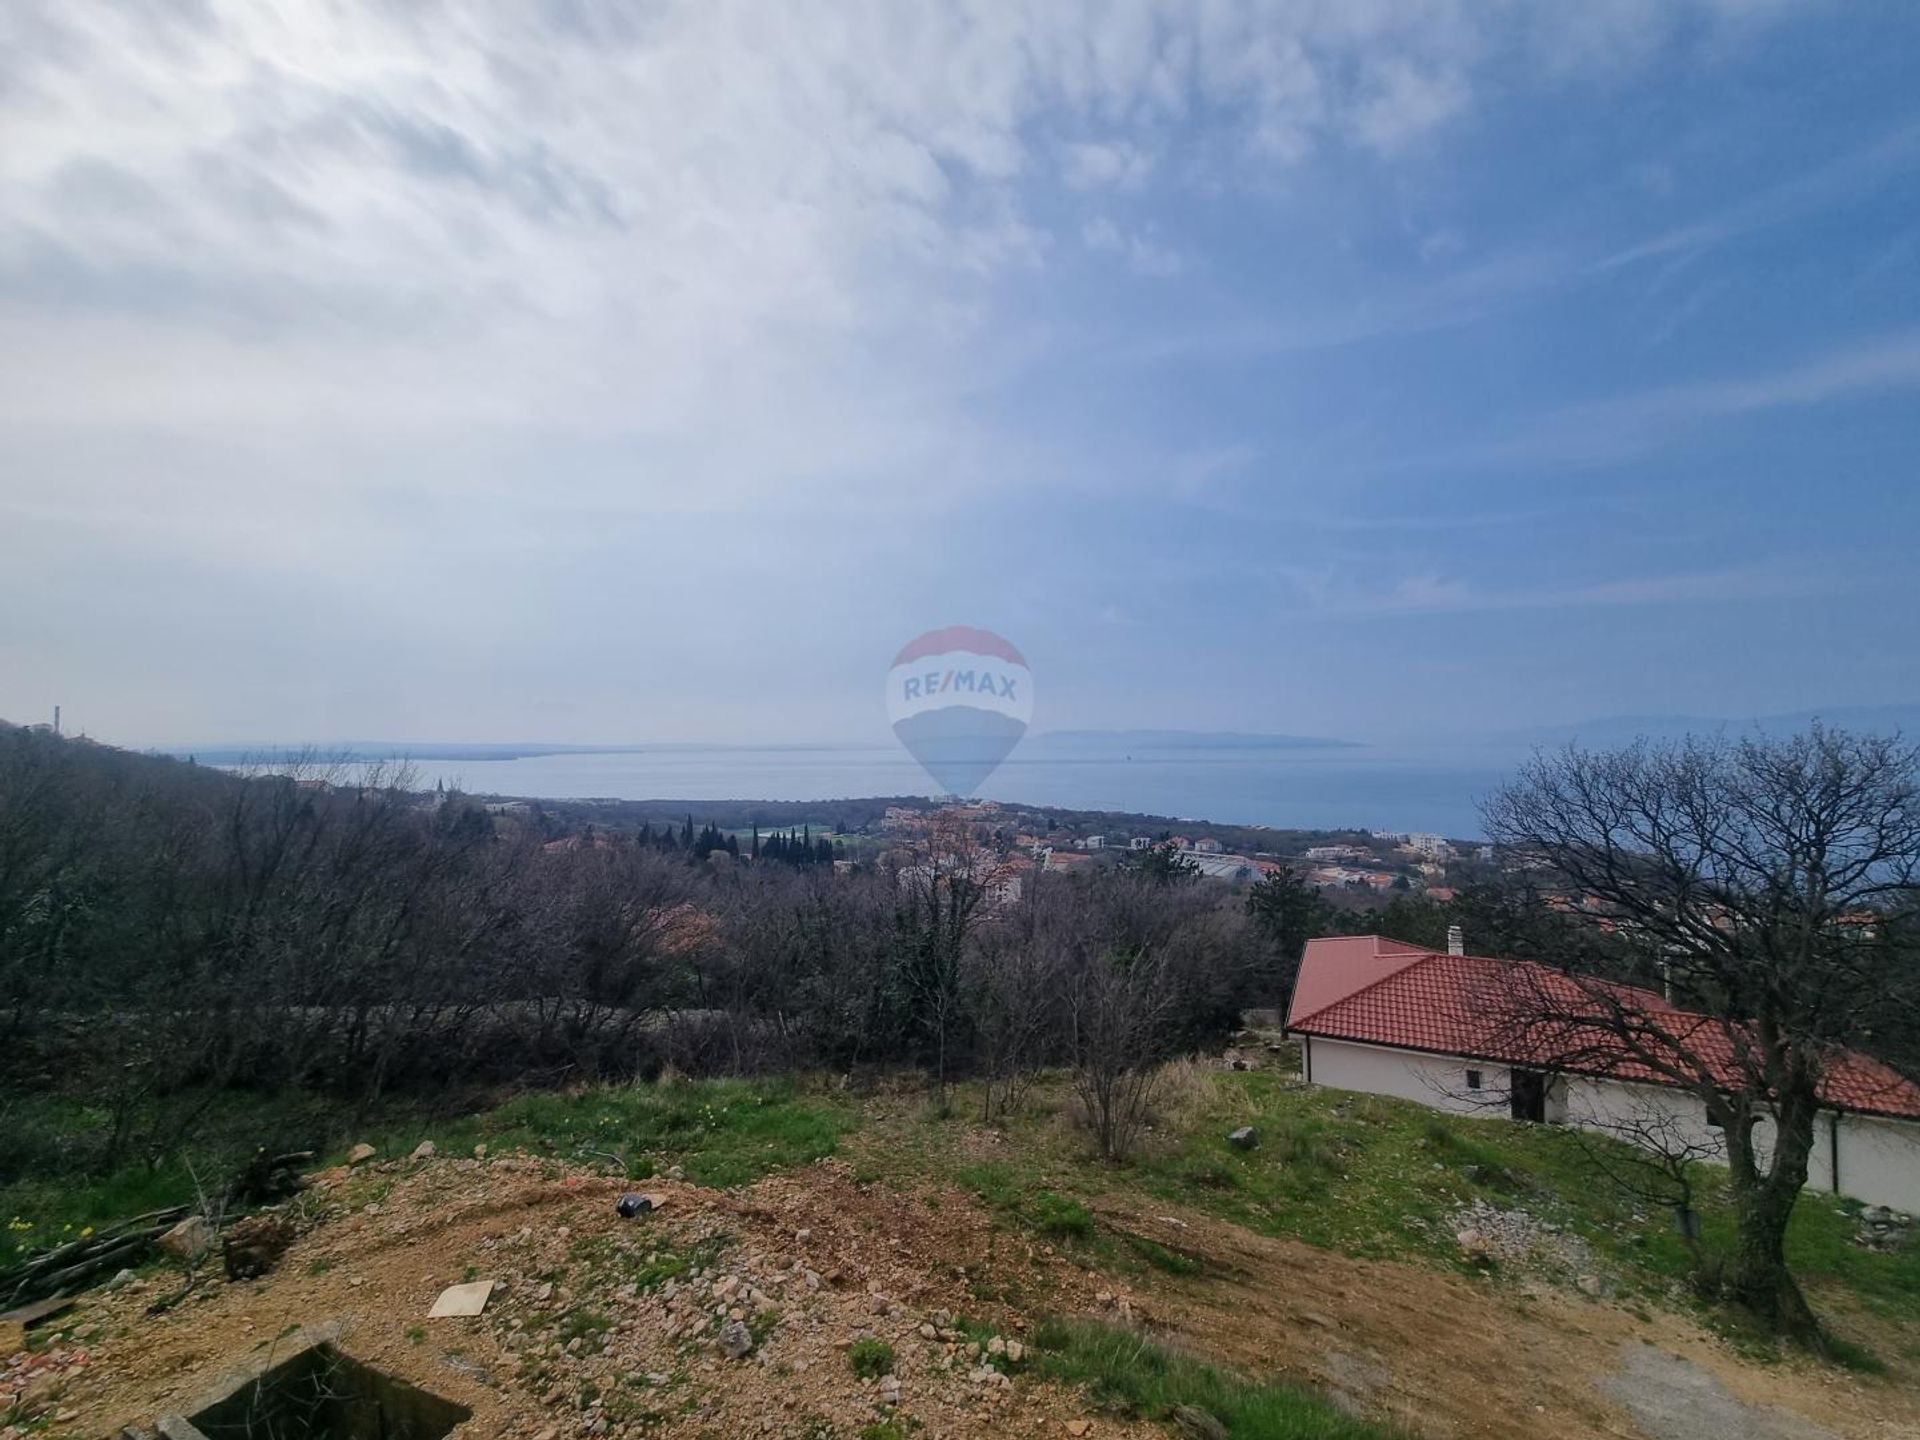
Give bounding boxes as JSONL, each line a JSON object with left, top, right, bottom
{"left": 24, "top": 1154, "right": 1152, "bottom": 1439}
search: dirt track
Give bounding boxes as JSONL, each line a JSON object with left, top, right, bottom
{"left": 1090, "top": 1197, "right": 1919, "bottom": 1440}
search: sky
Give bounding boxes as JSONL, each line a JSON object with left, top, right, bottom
{"left": 3, "top": 0, "right": 1918, "bottom": 749}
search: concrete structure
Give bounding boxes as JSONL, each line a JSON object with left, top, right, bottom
{"left": 1188, "top": 852, "right": 1257, "bottom": 882}
{"left": 1304, "top": 844, "right": 1372, "bottom": 862}
{"left": 1289, "top": 935, "right": 1920, "bottom": 1210}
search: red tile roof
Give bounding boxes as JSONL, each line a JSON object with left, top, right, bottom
{"left": 1289, "top": 935, "right": 1920, "bottom": 1122}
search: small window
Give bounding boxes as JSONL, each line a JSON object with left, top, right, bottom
{"left": 1705, "top": 1112, "right": 1723, "bottom": 1130}
{"left": 1465, "top": 1069, "right": 1483, "bottom": 1091}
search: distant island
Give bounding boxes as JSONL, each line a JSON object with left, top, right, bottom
{"left": 172, "top": 740, "right": 880, "bottom": 765}
{"left": 1030, "top": 729, "right": 1361, "bottom": 750}
{"left": 174, "top": 729, "right": 1365, "bottom": 767}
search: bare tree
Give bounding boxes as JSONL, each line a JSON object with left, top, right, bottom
{"left": 1062, "top": 928, "right": 1181, "bottom": 1163}
{"left": 891, "top": 812, "right": 1004, "bottom": 1114}
{"left": 967, "top": 892, "right": 1064, "bottom": 1123}
{"left": 1482, "top": 725, "right": 1920, "bottom": 1344}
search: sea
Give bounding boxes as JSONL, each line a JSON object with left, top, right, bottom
{"left": 231, "top": 738, "right": 1532, "bottom": 839}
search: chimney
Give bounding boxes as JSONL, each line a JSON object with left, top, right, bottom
{"left": 1446, "top": 924, "right": 1464, "bottom": 957}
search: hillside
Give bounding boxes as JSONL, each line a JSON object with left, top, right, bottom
{"left": 7, "top": 1061, "right": 1915, "bottom": 1440}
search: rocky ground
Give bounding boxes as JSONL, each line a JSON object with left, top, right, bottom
{"left": 5, "top": 1130, "right": 1917, "bottom": 1440}
{"left": 6, "top": 1150, "right": 1158, "bottom": 1440}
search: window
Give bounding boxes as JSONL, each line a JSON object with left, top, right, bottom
{"left": 1465, "top": 1068, "right": 1483, "bottom": 1091}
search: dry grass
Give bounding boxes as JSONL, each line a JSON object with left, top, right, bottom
{"left": 1147, "top": 1058, "right": 1221, "bottom": 1135}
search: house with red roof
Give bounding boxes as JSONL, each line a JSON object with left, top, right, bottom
{"left": 1287, "top": 934, "right": 1920, "bottom": 1210}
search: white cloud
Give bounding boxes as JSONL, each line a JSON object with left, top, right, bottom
{"left": 1060, "top": 140, "right": 1157, "bottom": 191}
{"left": 1081, "top": 216, "right": 1184, "bottom": 277}
{"left": 1455, "top": 330, "right": 1920, "bottom": 468}
{"left": 0, "top": 0, "right": 1822, "bottom": 740}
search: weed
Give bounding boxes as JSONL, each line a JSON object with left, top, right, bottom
{"left": 1032, "top": 1190, "right": 1094, "bottom": 1240}
{"left": 846, "top": 1337, "right": 895, "bottom": 1379}
{"left": 1126, "top": 1235, "right": 1203, "bottom": 1276}
{"left": 1823, "top": 1334, "right": 1886, "bottom": 1375}
{"left": 1034, "top": 1317, "right": 1404, "bottom": 1440}
{"left": 557, "top": 1307, "right": 614, "bottom": 1345}
{"left": 479, "top": 1077, "right": 852, "bottom": 1188}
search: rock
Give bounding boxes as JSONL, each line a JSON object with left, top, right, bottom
{"left": 1066, "top": 1422, "right": 1092, "bottom": 1437}
{"left": 1170, "top": 1406, "right": 1228, "bottom": 1440}
{"left": 1004, "top": 1340, "right": 1025, "bottom": 1364}
{"left": 1577, "top": 1274, "right": 1612, "bottom": 1299}
{"left": 473, "top": 1144, "right": 488, "bottom": 1159}
{"left": 158, "top": 1216, "right": 215, "bottom": 1263}
{"left": 987, "top": 1336, "right": 1006, "bottom": 1356}
{"left": 0, "top": 1320, "right": 25, "bottom": 1356}
{"left": 918, "top": 1322, "right": 938, "bottom": 1341}
{"left": 104, "top": 1268, "right": 138, "bottom": 1292}
{"left": 428, "top": 1279, "right": 496, "bottom": 1317}
{"left": 346, "top": 1143, "right": 377, "bottom": 1166}
{"left": 410, "top": 1141, "right": 436, "bottom": 1161}
{"left": 717, "top": 1319, "right": 754, "bottom": 1359}
{"left": 1226, "top": 1126, "right": 1257, "bottom": 1151}
{"left": 223, "top": 1213, "right": 295, "bottom": 1280}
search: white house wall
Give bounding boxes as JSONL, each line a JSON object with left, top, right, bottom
{"left": 1304, "top": 1037, "right": 1920, "bottom": 1210}
{"left": 1307, "top": 1037, "right": 1517, "bottom": 1118}
{"left": 1836, "top": 1115, "right": 1920, "bottom": 1210}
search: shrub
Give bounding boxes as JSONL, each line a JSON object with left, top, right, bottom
{"left": 1032, "top": 1190, "right": 1095, "bottom": 1240}
{"left": 847, "top": 1337, "right": 895, "bottom": 1378}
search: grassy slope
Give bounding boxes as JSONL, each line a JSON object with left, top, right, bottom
{"left": 1036, "top": 1317, "right": 1407, "bottom": 1440}
{"left": 847, "top": 1069, "right": 1919, "bottom": 1334}
{"left": 1, "top": 1077, "right": 851, "bottom": 1255}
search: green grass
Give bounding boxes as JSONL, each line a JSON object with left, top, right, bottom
{"left": 462, "top": 1076, "right": 853, "bottom": 1189}
{"left": 847, "top": 1336, "right": 896, "bottom": 1378}
{"left": 1126, "top": 1234, "right": 1205, "bottom": 1275}
{"left": 557, "top": 1305, "right": 614, "bottom": 1344}
{"left": 863, "top": 1070, "right": 1920, "bottom": 1333}
{"left": 1034, "top": 1317, "right": 1404, "bottom": 1440}
{"left": 1, "top": 1076, "right": 852, "bottom": 1248}
{"left": 1032, "top": 1189, "right": 1095, "bottom": 1240}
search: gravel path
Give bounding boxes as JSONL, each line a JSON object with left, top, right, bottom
{"left": 1601, "top": 1344, "right": 1842, "bottom": 1440}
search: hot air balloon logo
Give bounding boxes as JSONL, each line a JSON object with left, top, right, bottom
{"left": 886, "top": 626, "right": 1033, "bottom": 798}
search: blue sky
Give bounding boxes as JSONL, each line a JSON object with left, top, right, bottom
{"left": 2, "top": 2, "right": 1917, "bottom": 747}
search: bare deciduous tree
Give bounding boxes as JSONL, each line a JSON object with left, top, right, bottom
{"left": 1483, "top": 725, "right": 1920, "bottom": 1345}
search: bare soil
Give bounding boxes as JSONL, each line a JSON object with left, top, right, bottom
{"left": 8, "top": 1149, "right": 1916, "bottom": 1440}
{"left": 1089, "top": 1196, "right": 1920, "bottom": 1440}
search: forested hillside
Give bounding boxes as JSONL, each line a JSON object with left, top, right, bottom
{"left": 0, "top": 723, "right": 1290, "bottom": 1185}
